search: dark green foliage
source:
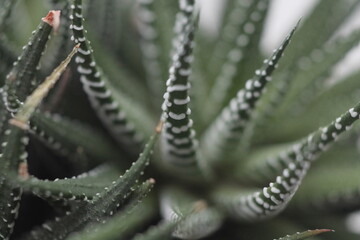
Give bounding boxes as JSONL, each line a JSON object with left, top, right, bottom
{"left": 1, "top": 0, "right": 360, "bottom": 240}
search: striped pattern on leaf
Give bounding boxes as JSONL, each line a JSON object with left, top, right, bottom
{"left": 0, "top": 125, "right": 29, "bottom": 240}
{"left": 242, "top": 101, "right": 360, "bottom": 183}
{"left": 70, "top": 0, "right": 147, "bottom": 149}
{"left": 1, "top": 43, "right": 79, "bottom": 240}
{"left": 160, "top": 0, "right": 199, "bottom": 170}
{"left": 200, "top": 24, "right": 297, "bottom": 165}
{"left": 213, "top": 102, "right": 360, "bottom": 221}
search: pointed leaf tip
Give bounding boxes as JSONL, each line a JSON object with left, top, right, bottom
{"left": 42, "top": 10, "right": 61, "bottom": 32}
{"left": 275, "top": 229, "right": 334, "bottom": 240}
{"left": 156, "top": 120, "right": 164, "bottom": 134}
{"left": 10, "top": 45, "right": 78, "bottom": 129}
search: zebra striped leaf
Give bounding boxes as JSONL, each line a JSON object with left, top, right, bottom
{"left": 241, "top": 98, "right": 360, "bottom": 184}
{"left": 70, "top": 0, "right": 154, "bottom": 151}
{"left": 200, "top": 23, "right": 297, "bottom": 166}
{"left": 160, "top": 0, "right": 202, "bottom": 175}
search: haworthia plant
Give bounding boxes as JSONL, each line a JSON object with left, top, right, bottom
{"left": 2, "top": 0, "right": 360, "bottom": 239}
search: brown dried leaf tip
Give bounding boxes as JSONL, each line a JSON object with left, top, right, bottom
{"left": 156, "top": 120, "right": 164, "bottom": 134}
{"left": 18, "top": 162, "right": 29, "bottom": 180}
{"left": 42, "top": 10, "right": 61, "bottom": 33}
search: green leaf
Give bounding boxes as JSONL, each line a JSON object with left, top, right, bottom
{"left": 0, "top": 37, "right": 17, "bottom": 84}
{"left": 274, "top": 229, "right": 333, "bottom": 240}
{"left": 131, "top": 221, "right": 176, "bottom": 240}
{"left": 2, "top": 10, "right": 58, "bottom": 113}
{"left": 203, "top": 0, "right": 270, "bottom": 121}
{"left": 282, "top": 0, "right": 359, "bottom": 67}
{"left": 70, "top": 0, "right": 155, "bottom": 151}
{"left": 160, "top": 187, "right": 224, "bottom": 239}
{"left": 66, "top": 180, "right": 156, "bottom": 240}
{"left": 30, "top": 111, "right": 122, "bottom": 167}
{"left": 263, "top": 70, "right": 360, "bottom": 143}
{"left": 21, "top": 134, "right": 158, "bottom": 240}
{"left": 241, "top": 95, "right": 360, "bottom": 184}
{"left": 11, "top": 45, "right": 78, "bottom": 129}
{"left": 279, "top": 30, "right": 360, "bottom": 117}
{"left": 200, "top": 24, "right": 297, "bottom": 167}
{"left": 160, "top": 0, "right": 202, "bottom": 175}
{"left": 213, "top": 99, "right": 360, "bottom": 221}
{"left": 17, "top": 165, "right": 119, "bottom": 202}
{"left": 292, "top": 164, "right": 360, "bottom": 211}
{"left": 0, "top": 122, "right": 29, "bottom": 239}
{"left": 136, "top": 0, "right": 166, "bottom": 107}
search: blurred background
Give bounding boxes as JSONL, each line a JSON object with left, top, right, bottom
{"left": 198, "top": 0, "right": 360, "bottom": 82}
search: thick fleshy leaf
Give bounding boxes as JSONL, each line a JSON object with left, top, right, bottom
{"left": 65, "top": 180, "right": 156, "bottom": 240}
{"left": 136, "top": 0, "right": 165, "bottom": 107}
{"left": 274, "top": 229, "right": 333, "bottom": 240}
{"left": 160, "top": 187, "right": 224, "bottom": 239}
{"left": 70, "top": 0, "right": 154, "bottom": 151}
{"left": 278, "top": 30, "right": 360, "bottom": 117}
{"left": 0, "top": 37, "right": 16, "bottom": 84}
{"left": 2, "top": 10, "right": 58, "bottom": 113}
{"left": 16, "top": 165, "right": 119, "bottom": 202}
{"left": 282, "top": 0, "right": 359, "bottom": 68}
{"left": 241, "top": 97, "right": 360, "bottom": 184}
{"left": 292, "top": 164, "right": 360, "bottom": 212}
{"left": 160, "top": 0, "right": 202, "bottom": 175}
{"left": 200, "top": 24, "right": 297, "bottom": 166}
{"left": 10, "top": 45, "right": 78, "bottom": 129}
{"left": 30, "top": 111, "right": 121, "bottom": 167}
{"left": 203, "top": 0, "right": 270, "bottom": 121}
{"left": 214, "top": 100, "right": 360, "bottom": 221}
{"left": 20, "top": 134, "right": 158, "bottom": 240}
{"left": 131, "top": 221, "right": 176, "bottom": 240}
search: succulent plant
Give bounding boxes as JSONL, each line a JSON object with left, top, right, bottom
{"left": 2, "top": 0, "right": 360, "bottom": 239}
